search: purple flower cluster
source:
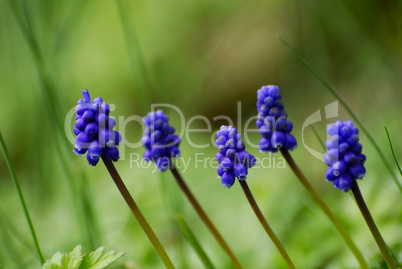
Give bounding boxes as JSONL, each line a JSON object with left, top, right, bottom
{"left": 324, "top": 121, "right": 366, "bottom": 192}
{"left": 74, "top": 89, "right": 122, "bottom": 166}
{"left": 215, "top": 126, "right": 256, "bottom": 188}
{"left": 256, "top": 85, "right": 297, "bottom": 153}
{"left": 142, "top": 110, "right": 180, "bottom": 172}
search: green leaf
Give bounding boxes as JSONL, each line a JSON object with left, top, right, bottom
{"left": 83, "top": 246, "right": 106, "bottom": 266}
{"left": 43, "top": 252, "right": 62, "bottom": 268}
{"left": 43, "top": 245, "right": 123, "bottom": 269}
{"left": 46, "top": 265, "right": 61, "bottom": 269}
{"left": 58, "top": 245, "right": 83, "bottom": 269}
{"left": 80, "top": 248, "right": 125, "bottom": 269}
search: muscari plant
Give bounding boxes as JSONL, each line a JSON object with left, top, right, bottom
{"left": 2, "top": 85, "right": 399, "bottom": 268}
{"left": 141, "top": 110, "right": 243, "bottom": 269}
{"left": 70, "top": 87, "right": 398, "bottom": 268}
{"left": 215, "top": 125, "right": 295, "bottom": 268}
{"left": 255, "top": 85, "right": 370, "bottom": 268}
{"left": 5, "top": 1, "right": 399, "bottom": 267}
{"left": 325, "top": 121, "right": 397, "bottom": 269}
{"left": 73, "top": 90, "right": 175, "bottom": 268}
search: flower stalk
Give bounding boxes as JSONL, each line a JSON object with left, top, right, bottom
{"left": 351, "top": 181, "right": 397, "bottom": 269}
{"left": 169, "top": 164, "right": 243, "bottom": 269}
{"left": 102, "top": 155, "right": 175, "bottom": 269}
{"left": 238, "top": 179, "right": 295, "bottom": 269}
{"left": 280, "top": 148, "right": 369, "bottom": 269}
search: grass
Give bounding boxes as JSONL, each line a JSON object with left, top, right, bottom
{"left": 0, "top": 132, "right": 44, "bottom": 265}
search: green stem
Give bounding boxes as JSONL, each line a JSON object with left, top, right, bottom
{"left": 280, "top": 148, "right": 369, "bottom": 269}
{"left": 169, "top": 164, "right": 243, "bottom": 269}
{"left": 351, "top": 182, "right": 397, "bottom": 269}
{"left": 238, "top": 180, "right": 295, "bottom": 269}
{"left": 101, "top": 156, "right": 175, "bottom": 269}
{"left": 0, "top": 132, "right": 45, "bottom": 265}
{"left": 279, "top": 37, "right": 402, "bottom": 193}
{"left": 384, "top": 127, "right": 402, "bottom": 176}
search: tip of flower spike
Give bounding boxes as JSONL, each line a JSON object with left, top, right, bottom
{"left": 256, "top": 86, "right": 297, "bottom": 152}
{"left": 82, "top": 89, "right": 91, "bottom": 103}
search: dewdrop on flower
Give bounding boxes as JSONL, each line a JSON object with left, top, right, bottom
{"left": 256, "top": 85, "right": 297, "bottom": 153}
{"left": 324, "top": 120, "right": 366, "bottom": 192}
{"left": 215, "top": 126, "right": 256, "bottom": 188}
{"left": 73, "top": 89, "right": 122, "bottom": 166}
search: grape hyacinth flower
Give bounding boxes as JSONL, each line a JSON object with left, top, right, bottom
{"left": 215, "top": 126, "right": 295, "bottom": 267}
{"left": 256, "top": 85, "right": 297, "bottom": 152}
{"left": 73, "top": 91, "right": 174, "bottom": 268}
{"left": 73, "top": 89, "right": 122, "bottom": 166}
{"left": 324, "top": 121, "right": 397, "bottom": 268}
{"left": 142, "top": 114, "right": 242, "bottom": 267}
{"left": 324, "top": 120, "right": 366, "bottom": 192}
{"left": 142, "top": 110, "right": 180, "bottom": 172}
{"left": 215, "top": 126, "right": 256, "bottom": 188}
{"left": 255, "top": 86, "right": 369, "bottom": 267}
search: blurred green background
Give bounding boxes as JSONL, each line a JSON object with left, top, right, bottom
{"left": 0, "top": 0, "right": 401, "bottom": 268}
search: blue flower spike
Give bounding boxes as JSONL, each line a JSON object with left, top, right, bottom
{"left": 215, "top": 126, "right": 256, "bottom": 188}
{"left": 73, "top": 89, "right": 121, "bottom": 166}
{"left": 141, "top": 110, "right": 181, "bottom": 172}
{"left": 256, "top": 85, "right": 297, "bottom": 153}
{"left": 324, "top": 120, "right": 366, "bottom": 192}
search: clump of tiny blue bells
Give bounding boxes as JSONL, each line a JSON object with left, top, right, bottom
{"left": 215, "top": 126, "right": 256, "bottom": 188}
{"left": 74, "top": 89, "right": 122, "bottom": 166}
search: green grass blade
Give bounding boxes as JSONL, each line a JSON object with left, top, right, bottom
{"left": 310, "top": 125, "right": 325, "bottom": 152}
{"left": 279, "top": 36, "right": 402, "bottom": 193}
{"left": 8, "top": 0, "right": 100, "bottom": 249}
{"left": 384, "top": 127, "right": 402, "bottom": 176}
{"left": 159, "top": 172, "right": 189, "bottom": 267}
{"left": 0, "top": 206, "right": 35, "bottom": 254}
{"left": 0, "top": 208, "right": 31, "bottom": 268}
{"left": 51, "top": 0, "right": 92, "bottom": 55}
{"left": 151, "top": 53, "right": 169, "bottom": 103}
{"left": 116, "top": 0, "right": 152, "bottom": 113}
{"left": 0, "top": 131, "right": 45, "bottom": 265}
{"left": 174, "top": 214, "right": 216, "bottom": 269}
